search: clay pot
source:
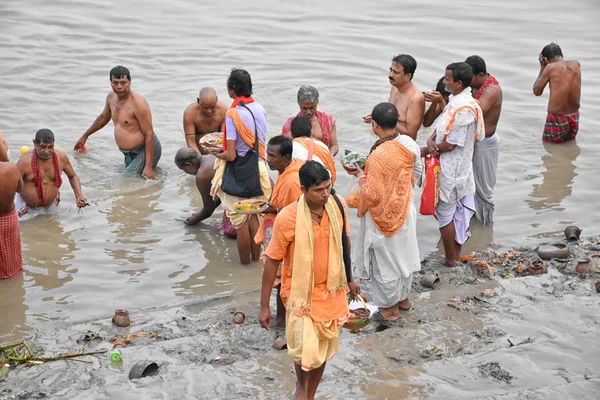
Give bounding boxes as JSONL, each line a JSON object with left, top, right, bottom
{"left": 564, "top": 226, "right": 582, "bottom": 242}
{"left": 232, "top": 311, "right": 245, "bottom": 325}
{"left": 575, "top": 258, "right": 591, "bottom": 274}
{"left": 128, "top": 361, "right": 159, "bottom": 380}
{"left": 272, "top": 335, "right": 288, "bottom": 350}
{"left": 112, "top": 309, "right": 131, "bottom": 327}
{"left": 537, "top": 244, "right": 569, "bottom": 260}
{"left": 594, "top": 281, "right": 600, "bottom": 294}
{"left": 420, "top": 273, "right": 440, "bottom": 289}
{"left": 528, "top": 260, "right": 548, "bottom": 275}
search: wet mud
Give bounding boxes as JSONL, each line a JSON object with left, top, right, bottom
{"left": 2, "top": 237, "right": 600, "bottom": 399}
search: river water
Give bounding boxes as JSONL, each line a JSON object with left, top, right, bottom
{"left": 1, "top": 0, "right": 599, "bottom": 374}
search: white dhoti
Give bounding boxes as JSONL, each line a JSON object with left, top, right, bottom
{"left": 473, "top": 134, "right": 499, "bottom": 225}
{"left": 15, "top": 192, "right": 60, "bottom": 220}
{"left": 353, "top": 206, "right": 421, "bottom": 309}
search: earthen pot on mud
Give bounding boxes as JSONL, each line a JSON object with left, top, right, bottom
{"left": 537, "top": 243, "right": 569, "bottom": 260}
{"left": 575, "top": 258, "right": 591, "bottom": 274}
{"left": 594, "top": 281, "right": 600, "bottom": 294}
{"left": 528, "top": 260, "right": 548, "bottom": 275}
{"left": 564, "top": 226, "right": 582, "bottom": 242}
{"left": 232, "top": 311, "right": 245, "bottom": 325}
{"left": 128, "top": 361, "right": 159, "bottom": 380}
{"left": 112, "top": 309, "right": 131, "bottom": 327}
{"left": 420, "top": 273, "right": 440, "bottom": 289}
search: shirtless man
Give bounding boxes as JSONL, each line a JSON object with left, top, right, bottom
{"left": 533, "top": 43, "right": 581, "bottom": 144}
{"left": 174, "top": 147, "right": 220, "bottom": 225}
{"left": 465, "top": 55, "right": 503, "bottom": 225}
{"left": 0, "top": 129, "right": 9, "bottom": 162}
{"left": 75, "top": 65, "right": 161, "bottom": 179}
{"left": 0, "top": 160, "right": 23, "bottom": 279}
{"left": 364, "top": 54, "right": 425, "bottom": 140}
{"left": 16, "top": 129, "right": 87, "bottom": 218}
{"left": 183, "top": 87, "right": 227, "bottom": 154}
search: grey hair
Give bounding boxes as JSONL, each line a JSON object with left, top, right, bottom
{"left": 297, "top": 85, "right": 319, "bottom": 104}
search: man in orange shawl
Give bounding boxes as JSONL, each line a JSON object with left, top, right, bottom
{"left": 350, "top": 103, "right": 422, "bottom": 324}
{"left": 289, "top": 115, "right": 337, "bottom": 186}
{"left": 259, "top": 161, "right": 350, "bottom": 400}
{"left": 255, "top": 135, "right": 303, "bottom": 329}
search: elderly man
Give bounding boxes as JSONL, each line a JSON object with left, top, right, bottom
{"left": 16, "top": 129, "right": 87, "bottom": 219}
{"left": 183, "top": 87, "right": 228, "bottom": 154}
{"left": 75, "top": 65, "right": 162, "bottom": 179}
{"left": 351, "top": 103, "right": 421, "bottom": 323}
{"left": 533, "top": 43, "right": 581, "bottom": 144}
{"left": 0, "top": 158, "right": 23, "bottom": 279}
{"left": 364, "top": 54, "right": 425, "bottom": 140}
{"left": 174, "top": 147, "right": 228, "bottom": 227}
{"left": 259, "top": 161, "right": 352, "bottom": 400}
{"left": 281, "top": 85, "right": 339, "bottom": 156}
{"left": 289, "top": 115, "right": 337, "bottom": 186}
{"left": 423, "top": 62, "right": 484, "bottom": 267}
{"left": 465, "top": 55, "right": 503, "bottom": 225}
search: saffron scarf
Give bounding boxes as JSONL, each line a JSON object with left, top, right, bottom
{"left": 294, "top": 137, "right": 337, "bottom": 186}
{"left": 223, "top": 96, "right": 254, "bottom": 151}
{"left": 31, "top": 150, "right": 62, "bottom": 204}
{"left": 289, "top": 194, "right": 346, "bottom": 316}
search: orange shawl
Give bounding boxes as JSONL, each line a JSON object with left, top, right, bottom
{"left": 226, "top": 108, "right": 266, "bottom": 159}
{"left": 255, "top": 158, "right": 304, "bottom": 245}
{"left": 294, "top": 137, "right": 336, "bottom": 186}
{"left": 358, "top": 140, "right": 415, "bottom": 236}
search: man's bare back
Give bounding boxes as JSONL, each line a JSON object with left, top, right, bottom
{"left": 0, "top": 129, "right": 9, "bottom": 162}
{"left": 183, "top": 100, "right": 227, "bottom": 154}
{"left": 533, "top": 46, "right": 581, "bottom": 115}
{"left": 476, "top": 84, "right": 503, "bottom": 137}
{"left": 0, "top": 162, "right": 22, "bottom": 214}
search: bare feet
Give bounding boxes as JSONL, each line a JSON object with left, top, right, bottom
{"left": 443, "top": 258, "right": 456, "bottom": 268}
{"left": 379, "top": 306, "right": 400, "bottom": 321}
{"left": 397, "top": 298, "right": 410, "bottom": 311}
{"left": 184, "top": 211, "right": 201, "bottom": 225}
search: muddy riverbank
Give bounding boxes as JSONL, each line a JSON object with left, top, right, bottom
{"left": 2, "top": 236, "right": 599, "bottom": 399}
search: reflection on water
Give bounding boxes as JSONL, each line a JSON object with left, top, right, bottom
{"left": 526, "top": 141, "right": 581, "bottom": 211}
{"left": 21, "top": 216, "right": 77, "bottom": 291}
{"left": 0, "top": 273, "right": 28, "bottom": 342}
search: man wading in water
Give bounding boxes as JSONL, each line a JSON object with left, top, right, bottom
{"left": 75, "top": 66, "right": 162, "bottom": 179}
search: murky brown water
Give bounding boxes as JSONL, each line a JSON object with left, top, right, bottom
{"left": 1, "top": 0, "right": 600, "bottom": 391}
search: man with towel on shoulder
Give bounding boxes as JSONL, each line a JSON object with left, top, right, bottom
{"left": 350, "top": 102, "right": 422, "bottom": 323}
{"left": 0, "top": 151, "right": 23, "bottom": 279}
{"left": 423, "top": 62, "right": 484, "bottom": 267}
{"left": 259, "top": 161, "right": 357, "bottom": 400}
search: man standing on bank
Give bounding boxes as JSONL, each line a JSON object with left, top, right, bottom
{"left": 465, "top": 55, "right": 503, "bottom": 225}
{"left": 75, "top": 66, "right": 161, "bottom": 179}
{"left": 533, "top": 43, "right": 581, "bottom": 144}
{"left": 259, "top": 161, "right": 352, "bottom": 400}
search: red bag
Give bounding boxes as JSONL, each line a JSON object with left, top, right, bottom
{"left": 419, "top": 156, "right": 441, "bottom": 215}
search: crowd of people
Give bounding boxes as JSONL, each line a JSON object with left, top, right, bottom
{"left": 0, "top": 42, "right": 582, "bottom": 399}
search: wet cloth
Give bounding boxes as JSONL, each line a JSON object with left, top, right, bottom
{"left": 435, "top": 192, "right": 476, "bottom": 245}
{"left": 354, "top": 135, "right": 422, "bottom": 308}
{"left": 292, "top": 137, "right": 336, "bottom": 186}
{"left": 543, "top": 111, "right": 580, "bottom": 144}
{"left": 281, "top": 110, "right": 336, "bottom": 149}
{"left": 15, "top": 192, "right": 60, "bottom": 219}
{"left": 265, "top": 197, "right": 349, "bottom": 371}
{"left": 473, "top": 134, "right": 499, "bottom": 225}
{"left": 119, "top": 133, "right": 162, "bottom": 174}
{"left": 0, "top": 208, "right": 22, "bottom": 279}
{"left": 216, "top": 160, "right": 271, "bottom": 229}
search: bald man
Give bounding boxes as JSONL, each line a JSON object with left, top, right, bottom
{"left": 174, "top": 147, "right": 236, "bottom": 238}
{"left": 183, "top": 87, "right": 228, "bottom": 154}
